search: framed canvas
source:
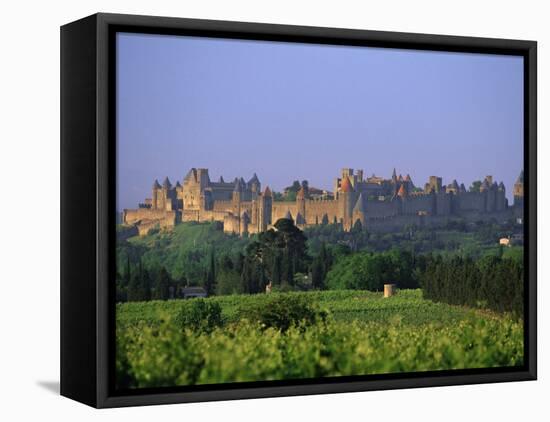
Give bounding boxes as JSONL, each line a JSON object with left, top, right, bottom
{"left": 60, "top": 13, "right": 537, "bottom": 408}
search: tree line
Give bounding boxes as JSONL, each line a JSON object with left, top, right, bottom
{"left": 117, "top": 218, "right": 524, "bottom": 318}
{"left": 116, "top": 248, "right": 218, "bottom": 302}
{"left": 325, "top": 249, "right": 426, "bottom": 291}
{"left": 421, "top": 254, "right": 523, "bottom": 317}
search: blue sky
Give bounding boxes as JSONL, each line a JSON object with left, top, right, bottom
{"left": 117, "top": 32, "right": 523, "bottom": 210}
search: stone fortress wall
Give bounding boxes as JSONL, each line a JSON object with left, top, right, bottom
{"left": 122, "top": 167, "right": 525, "bottom": 237}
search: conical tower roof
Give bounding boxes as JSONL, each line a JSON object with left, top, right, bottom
{"left": 184, "top": 168, "right": 197, "bottom": 182}
{"left": 353, "top": 193, "right": 366, "bottom": 213}
{"left": 516, "top": 170, "right": 524, "bottom": 184}
{"left": 162, "top": 177, "right": 172, "bottom": 189}
{"left": 340, "top": 176, "right": 353, "bottom": 192}
{"left": 248, "top": 173, "right": 260, "bottom": 185}
{"left": 233, "top": 178, "right": 243, "bottom": 192}
{"left": 284, "top": 210, "right": 293, "bottom": 221}
{"left": 397, "top": 184, "right": 407, "bottom": 197}
{"left": 175, "top": 181, "right": 182, "bottom": 188}
{"left": 152, "top": 179, "right": 161, "bottom": 189}
{"left": 263, "top": 186, "right": 272, "bottom": 197}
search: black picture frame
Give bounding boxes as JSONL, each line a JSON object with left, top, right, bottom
{"left": 60, "top": 12, "right": 537, "bottom": 408}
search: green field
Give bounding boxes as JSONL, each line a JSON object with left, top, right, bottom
{"left": 116, "top": 289, "right": 523, "bottom": 388}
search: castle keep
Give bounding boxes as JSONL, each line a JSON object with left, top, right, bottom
{"left": 122, "top": 168, "right": 524, "bottom": 236}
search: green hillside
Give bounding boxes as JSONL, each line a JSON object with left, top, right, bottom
{"left": 117, "top": 221, "right": 250, "bottom": 282}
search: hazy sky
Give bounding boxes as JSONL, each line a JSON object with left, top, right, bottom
{"left": 116, "top": 32, "right": 524, "bottom": 210}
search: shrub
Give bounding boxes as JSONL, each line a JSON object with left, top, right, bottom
{"left": 174, "top": 299, "right": 224, "bottom": 333}
{"left": 239, "top": 293, "right": 327, "bottom": 332}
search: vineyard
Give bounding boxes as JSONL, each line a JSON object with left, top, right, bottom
{"left": 116, "top": 290, "right": 524, "bottom": 389}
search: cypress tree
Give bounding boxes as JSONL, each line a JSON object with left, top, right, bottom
{"left": 140, "top": 268, "right": 151, "bottom": 301}
{"left": 154, "top": 267, "right": 171, "bottom": 300}
{"left": 271, "top": 253, "right": 282, "bottom": 285}
{"left": 205, "top": 249, "right": 216, "bottom": 295}
{"left": 311, "top": 257, "right": 324, "bottom": 289}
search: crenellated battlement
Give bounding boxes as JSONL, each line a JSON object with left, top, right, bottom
{"left": 122, "top": 167, "right": 523, "bottom": 236}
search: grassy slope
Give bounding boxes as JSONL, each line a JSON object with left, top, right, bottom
{"left": 119, "top": 222, "right": 250, "bottom": 280}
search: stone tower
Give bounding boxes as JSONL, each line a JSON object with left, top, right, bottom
{"left": 340, "top": 176, "right": 355, "bottom": 231}
{"left": 497, "top": 181, "right": 507, "bottom": 211}
{"left": 248, "top": 173, "right": 261, "bottom": 196}
{"left": 151, "top": 179, "right": 161, "bottom": 209}
{"left": 352, "top": 192, "right": 366, "bottom": 229}
{"left": 296, "top": 185, "right": 307, "bottom": 224}
{"left": 161, "top": 177, "right": 173, "bottom": 211}
{"left": 232, "top": 178, "right": 243, "bottom": 216}
{"left": 258, "top": 186, "right": 273, "bottom": 232}
{"left": 513, "top": 170, "right": 524, "bottom": 208}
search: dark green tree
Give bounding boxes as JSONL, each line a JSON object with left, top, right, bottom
{"left": 311, "top": 257, "right": 324, "bottom": 289}
{"left": 271, "top": 252, "right": 282, "bottom": 285}
{"left": 127, "top": 272, "right": 141, "bottom": 302}
{"left": 154, "top": 267, "right": 171, "bottom": 300}
{"left": 469, "top": 180, "right": 482, "bottom": 193}
{"left": 139, "top": 268, "right": 152, "bottom": 301}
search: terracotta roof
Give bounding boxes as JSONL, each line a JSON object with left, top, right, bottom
{"left": 340, "top": 176, "right": 353, "bottom": 192}
{"left": 397, "top": 184, "right": 407, "bottom": 197}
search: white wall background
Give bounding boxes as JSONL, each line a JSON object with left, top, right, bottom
{"left": 0, "top": 0, "right": 547, "bottom": 420}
